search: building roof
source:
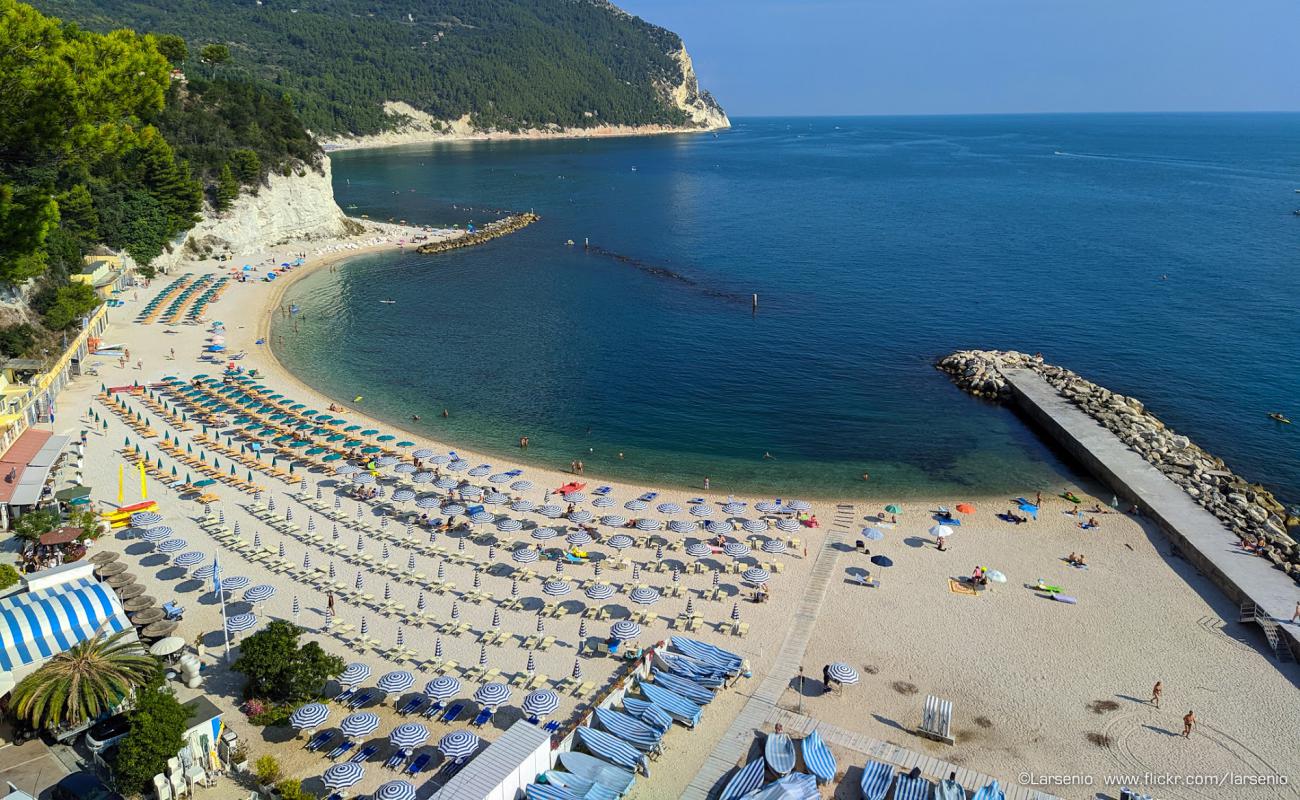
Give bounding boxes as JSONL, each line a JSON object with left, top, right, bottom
{"left": 0, "top": 576, "right": 131, "bottom": 675}
{"left": 429, "top": 720, "right": 552, "bottom": 799}
{"left": 10, "top": 434, "right": 69, "bottom": 506}
{"left": 0, "top": 429, "right": 51, "bottom": 503}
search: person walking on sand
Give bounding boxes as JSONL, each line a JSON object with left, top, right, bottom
{"left": 822, "top": 664, "right": 833, "bottom": 695}
{"left": 1291, "top": 601, "right": 1300, "bottom": 623}
{"left": 1182, "top": 710, "right": 1195, "bottom": 738}
{"left": 327, "top": 592, "right": 335, "bottom": 615}
{"left": 1150, "top": 681, "right": 1162, "bottom": 708}
{"left": 703, "top": 477, "right": 710, "bottom": 490}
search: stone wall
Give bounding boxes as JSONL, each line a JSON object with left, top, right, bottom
{"left": 937, "top": 349, "right": 1300, "bottom": 586}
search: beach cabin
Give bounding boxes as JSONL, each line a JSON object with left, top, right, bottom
{"left": 429, "top": 720, "right": 552, "bottom": 800}
{"left": 73, "top": 246, "right": 131, "bottom": 299}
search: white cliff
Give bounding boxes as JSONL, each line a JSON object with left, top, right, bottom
{"left": 664, "top": 42, "right": 729, "bottom": 130}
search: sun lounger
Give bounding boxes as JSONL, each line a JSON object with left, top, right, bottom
{"left": 327, "top": 740, "right": 355, "bottom": 760}
{"left": 383, "top": 749, "right": 408, "bottom": 770}
{"left": 349, "top": 744, "right": 379, "bottom": 763}
{"left": 440, "top": 702, "right": 465, "bottom": 723}
{"left": 305, "top": 731, "right": 334, "bottom": 751}
{"left": 397, "top": 696, "right": 424, "bottom": 716}
{"left": 471, "top": 708, "right": 493, "bottom": 727}
{"left": 404, "top": 752, "right": 431, "bottom": 776}
{"left": 420, "top": 700, "right": 445, "bottom": 719}
{"left": 894, "top": 773, "right": 934, "bottom": 800}
{"left": 347, "top": 689, "right": 376, "bottom": 709}
{"left": 972, "top": 780, "right": 1006, "bottom": 800}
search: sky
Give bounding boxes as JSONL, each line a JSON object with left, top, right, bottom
{"left": 617, "top": 0, "right": 1300, "bottom": 117}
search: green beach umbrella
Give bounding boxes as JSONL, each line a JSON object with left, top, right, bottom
{"left": 376, "top": 434, "right": 395, "bottom": 442}
{"left": 230, "top": 465, "right": 237, "bottom": 475}
{"left": 171, "top": 466, "right": 178, "bottom": 477}
{"left": 344, "top": 425, "right": 361, "bottom": 432}
{"left": 361, "top": 446, "right": 380, "bottom": 454}
{"left": 396, "top": 441, "right": 414, "bottom": 448}
{"left": 305, "top": 447, "right": 325, "bottom": 455}
{"left": 884, "top": 504, "right": 902, "bottom": 514}
{"left": 360, "top": 429, "right": 379, "bottom": 436}
{"left": 248, "top": 470, "right": 254, "bottom": 482}
{"left": 323, "top": 453, "right": 342, "bottom": 462}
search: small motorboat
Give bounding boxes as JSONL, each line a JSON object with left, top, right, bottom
{"left": 379, "top": 300, "right": 396, "bottom": 304}
{"left": 764, "top": 731, "right": 795, "bottom": 776}
{"left": 1268, "top": 412, "right": 1292, "bottom": 424}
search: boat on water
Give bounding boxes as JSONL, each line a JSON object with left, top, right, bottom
{"left": 379, "top": 300, "right": 396, "bottom": 305}
{"left": 1269, "top": 412, "right": 1292, "bottom": 424}
{"left": 764, "top": 731, "right": 795, "bottom": 776}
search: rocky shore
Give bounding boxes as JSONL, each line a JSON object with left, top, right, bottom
{"left": 415, "top": 212, "right": 539, "bottom": 255}
{"left": 938, "top": 349, "right": 1300, "bottom": 584}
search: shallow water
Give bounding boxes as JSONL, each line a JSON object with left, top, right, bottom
{"left": 274, "top": 114, "right": 1300, "bottom": 502}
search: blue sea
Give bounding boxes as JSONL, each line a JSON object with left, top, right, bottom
{"left": 273, "top": 114, "right": 1300, "bottom": 502}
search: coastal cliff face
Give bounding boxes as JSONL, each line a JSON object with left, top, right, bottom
{"left": 664, "top": 43, "right": 729, "bottom": 130}
{"left": 157, "top": 159, "right": 352, "bottom": 267}
{"left": 938, "top": 350, "right": 1300, "bottom": 585}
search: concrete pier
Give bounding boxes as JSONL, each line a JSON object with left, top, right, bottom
{"left": 1003, "top": 368, "right": 1299, "bottom": 661}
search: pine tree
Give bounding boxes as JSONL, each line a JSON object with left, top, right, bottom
{"left": 214, "top": 163, "right": 238, "bottom": 211}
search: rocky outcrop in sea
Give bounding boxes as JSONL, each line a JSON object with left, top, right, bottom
{"left": 415, "top": 213, "right": 539, "bottom": 255}
{"left": 938, "top": 349, "right": 1300, "bottom": 585}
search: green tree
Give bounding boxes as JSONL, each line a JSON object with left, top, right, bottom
{"left": 214, "top": 163, "right": 238, "bottom": 211}
{"left": 229, "top": 149, "right": 261, "bottom": 186}
{"left": 10, "top": 629, "right": 158, "bottom": 730}
{"left": 0, "top": 563, "right": 19, "bottom": 590}
{"left": 0, "top": 324, "right": 39, "bottom": 359}
{"left": 231, "top": 620, "right": 344, "bottom": 704}
{"left": 153, "top": 33, "right": 187, "bottom": 65}
{"left": 199, "top": 43, "right": 229, "bottom": 64}
{"left": 95, "top": 187, "right": 171, "bottom": 265}
{"left": 41, "top": 282, "right": 100, "bottom": 330}
{"left": 56, "top": 184, "right": 99, "bottom": 243}
{"left": 11, "top": 509, "right": 58, "bottom": 543}
{"left": 112, "top": 681, "right": 189, "bottom": 796}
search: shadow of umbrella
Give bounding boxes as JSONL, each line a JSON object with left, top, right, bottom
{"left": 869, "top": 555, "right": 893, "bottom": 568}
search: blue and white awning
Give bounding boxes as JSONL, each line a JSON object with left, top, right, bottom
{"left": 801, "top": 730, "right": 836, "bottom": 783}
{"left": 575, "top": 725, "right": 643, "bottom": 770}
{"left": 894, "top": 774, "right": 933, "bottom": 800}
{"left": 0, "top": 578, "right": 130, "bottom": 671}
{"left": 593, "top": 706, "right": 662, "bottom": 752}
{"left": 859, "top": 760, "right": 893, "bottom": 800}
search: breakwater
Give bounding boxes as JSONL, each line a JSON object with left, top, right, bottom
{"left": 938, "top": 350, "right": 1300, "bottom": 586}
{"left": 416, "top": 212, "right": 539, "bottom": 255}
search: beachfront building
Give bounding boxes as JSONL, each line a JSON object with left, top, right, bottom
{"left": 0, "top": 428, "right": 73, "bottom": 528}
{"left": 72, "top": 247, "right": 133, "bottom": 300}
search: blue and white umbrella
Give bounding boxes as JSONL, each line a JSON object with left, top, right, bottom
{"left": 412, "top": 448, "right": 435, "bottom": 458}
{"left": 512, "top": 547, "right": 539, "bottom": 564}
{"left": 600, "top": 515, "right": 627, "bottom": 528}
{"left": 467, "top": 510, "right": 493, "bottom": 525}
{"left": 531, "top": 527, "right": 558, "bottom": 541}
{"left": 488, "top": 473, "right": 511, "bottom": 484}
{"left": 861, "top": 526, "right": 885, "bottom": 541}
{"left": 335, "top": 464, "right": 361, "bottom": 476}
{"left": 542, "top": 578, "right": 571, "bottom": 596}
{"left": 339, "top": 712, "right": 380, "bottom": 738}
{"left": 537, "top": 504, "right": 563, "bottom": 519}
{"left": 173, "top": 552, "right": 205, "bottom": 568}
{"left": 352, "top": 472, "right": 375, "bottom": 485}
{"left": 827, "top": 662, "right": 860, "bottom": 685}
{"left": 442, "top": 503, "right": 466, "bottom": 516}
{"left": 592, "top": 496, "right": 614, "bottom": 508}
{"left": 566, "top": 530, "right": 592, "bottom": 547}
{"left": 585, "top": 583, "right": 615, "bottom": 601}
{"left": 321, "top": 762, "right": 365, "bottom": 791}
{"left": 704, "top": 520, "right": 730, "bottom": 535}
{"left": 685, "top": 541, "right": 712, "bottom": 557}
{"left": 289, "top": 702, "right": 329, "bottom": 730}
{"left": 634, "top": 518, "right": 660, "bottom": 531}
{"left": 742, "top": 567, "right": 770, "bottom": 585}
{"left": 568, "top": 510, "right": 593, "bottom": 524}
{"left": 375, "top": 780, "right": 416, "bottom": 800}
{"left": 510, "top": 499, "right": 535, "bottom": 512}
{"left": 655, "top": 502, "right": 682, "bottom": 515}
{"left": 787, "top": 500, "right": 811, "bottom": 512}
{"left": 424, "top": 675, "right": 461, "bottom": 701}
{"left": 226, "top": 613, "right": 257, "bottom": 633}
{"left": 689, "top": 505, "right": 712, "bottom": 518}
{"left": 755, "top": 501, "right": 781, "bottom": 513}
{"left": 563, "top": 491, "right": 588, "bottom": 503}
{"left": 522, "top": 689, "right": 560, "bottom": 718}
{"left": 624, "top": 500, "right": 647, "bottom": 511}
{"left": 411, "top": 471, "right": 434, "bottom": 484}
{"left": 775, "top": 518, "right": 801, "bottom": 533}
{"left": 428, "top": 455, "right": 452, "bottom": 465}
{"left": 447, "top": 460, "right": 469, "bottom": 472}
{"left": 391, "top": 488, "right": 416, "bottom": 503}
{"left": 140, "top": 527, "right": 172, "bottom": 542}
{"left": 434, "top": 477, "right": 458, "bottom": 490}
{"left": 723, "top": 542, "right": 751, "bottom": 559}
{"left": 220, "top": 575, "right": 250, "bottom": 592}
{"left": 131, "top": 511, "right": 163, "bottom": 527}
{"left": 473, "top": 682, "right": 511, "bottom": 709}
{"left": 722, "top": 502, "right": 746, "bottom": 514}
{"left": 468, "top": 465, "right": 491, "bottom": 477}
{"left": 667, "top": 520, "right": 696, "bottom": 534}
{"left": 510, "top": 480, "right": 534, "bottom": 491}
{"left": 388, "top": 723, "right": 428, "bottom": 750}
{"left": 460, "top": 486, "right": 484, "bottom": 499}
{"left": 607, "top": 533, "right": 635, "bottom": 550}
{"left": 742, "top": 519, "right": 769, "bottom": 534}
{"left": 610, "top": 620, "right": 641, "bottom": 640}
{"left": 495, "top": 517, "right": 523, "bottom": 533}
{"left": 157, "top": 538, "right": 188, "bottom": 553}
{"left": 339, "top": 663, "right": 371, "bottom": 686}
{"left": 415, "top": 496, "right": 440, "bottom": 509}
{"left": 393, "top": 463, "right": 417, "bottom": 475}
{"left": 629, "top": 586, "right": 660, "bottom": 605}
{"left": 484, "top": 491, "right": 510, "bottom": 505}
{"left": 376, "top": 456, "right": 399, "bottom": 468}
{"left": 192, "top": 564, "right": 217, "bottom": 579}
{"left": 377, "top": 670, "right": 415, "bottom": 694}
{"left": 439, "top": 730, "right": 480, "bottom": 760}
{"left": 761, "top": 538, "right": 788, "bottom": 554}
{"left": 243, "top": 584, "right": 276, "bottom": 603}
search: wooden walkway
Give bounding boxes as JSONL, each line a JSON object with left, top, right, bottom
{"left": 766, "top": 708, "right": 1061, "bottom": 800}
{"left": 682, "top": 503, "right": 854, "bottom": 799}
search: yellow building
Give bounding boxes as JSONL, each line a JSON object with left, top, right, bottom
{"left": 73, "top": 246, "right": 129, "bottom": 298}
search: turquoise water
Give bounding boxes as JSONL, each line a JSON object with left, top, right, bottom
{"left": 274, "top": 115, "right": 1300, "bottom": 501}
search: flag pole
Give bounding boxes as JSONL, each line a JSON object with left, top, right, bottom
{"left": 213, "top": 553, "right": 230, "bottom": 661}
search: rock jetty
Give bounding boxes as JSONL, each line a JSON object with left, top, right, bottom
{"left": 938, "top": 349, "right": 1300, "bottom": 584}
{"left": 416, "top": 212, "right": 539, "bottom": 255}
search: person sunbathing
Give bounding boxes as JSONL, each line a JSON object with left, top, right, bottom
{"left": 1067, "top": 552, "right": 1079, "bottom": 564}
{"left": 1076, "top": 553, "right": 1087, "bottom": 566}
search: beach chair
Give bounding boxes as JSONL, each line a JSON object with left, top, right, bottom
{"left": 305, "top": 731, "right": 334, "bottom": 751}
{"left": 327, "top": 740, "right": 355, "bottom": 760}
{"left": 347, "top": 689, "right": 376, "bottom": 709}
{"left": 384, "top": 749, "right": 408, "bottom": 770}
{"left": 397, "top": 696, "right": 424, "bottom": 716}
{"left": 470, "top": 708, "right": 493, "bottom": 727}
{"left": 349, "top": 744, "right": 379, "bottom": 763}
{"left": 405, "top": 752, "right": 432, "bottom": 776}
{"left": 440, "top": 703, "right": 466, "bottom": 724}
{"left": 421, "top": 700, "right": 446, "bottom": 720}
{"left": 918, "top": 694, "right": 955, "bottom": 744}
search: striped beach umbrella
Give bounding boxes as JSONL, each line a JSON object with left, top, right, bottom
{"left": 566, "top": 530, "right": 592, "bottom": 547}
{"left": 388, "top": 723, "right": 428, "bottom": 750}
{"left": 339, "top": 712, "right": 380, "bottom": 738}
{"left": 467, "top": 465, "right": 490, "bottom": 477}
{"left": 491, "top": 608, "right": 501, "bottom": 628}
{"left": 321, "top": 762, "right": 364, "bottom": 791}
{"left": 601, "top": 515, "right": 628, "bottom": 528}
{"left": 776, "top": 518, "right": 801, "bottom": 533}
{"left": 585, "top": 583, "right": 614, "bottom": 601}
{"left": 827, "top": 662, "right": 860, "bottom": 685}
{"left": 375, "top": 781, "right": 416, "bottom": 800}
{"left": 424, "top": 675, "right": 460, "bottom": 701}
{"left": 392, "top": 488, "right": 416, "bottom": 503}
{"left": 531, "top": 527, "right": 558, "bottom": 541}
{"left": 292, "top": 595, "right": 300, "bottom": 617}
{"left": 477, "top": 644, "right": 488, "bottom": 668}
{"left": 407, "top": 552, "right": 416, "bottom": 572}
{"left": 442, "top": 503, "right": 465, "bottom": 516}
{"left": 488, "top": 473, "right": 510, "bottom": 484}
{"left": 139, "top": 526, "right": 172, "bottom": 543}
{"left": 252, "top": 531, "right": 263, "bottom": 551}
{"left": 473, "top": 682, "right": 510, "bottom": 709}
{"left": 472, "top": 570, "right": 482, "bottom": 589}
{"left": 523, "top": 689, "right": 560, "bottom": 718}
{"left": 629, "top": 586, "right": 660, "bottom": 605}
{"left": 226, "top": 612, "right": 257, "bottom": 633}
{"left": 610, "top": 620, "right": 641, "bottom": 640}
{"left": 762, "top": 538, "right": 788, "bottom": 554}
{"left": 511, "top": 578, "right": 520, "bottom": 598}
{"left": 668, "top": 520, "right": 695, "bottom": 534}
{"left": 243, "top": 584, "right": 276, "bottom": 603}
{"left": 755, "top": 501, "right": 781, "bottom": 513}
{"left": 704, "top": 520, "right": 730, "bottom": 535}
{"left": 378, "top": 670, "right": 414, "bottom": 694}
{"left": 723, "top": 542, "right": 750, "bottom": 559}
{"left": 685, "top": 541, "right": 712, "bottom": 557}
{"left": 578, "top": 618, "right": 588, "bottom": 639}
{"left": 631, "top": 563, "right": 641, "bottom": 581}
{"left": 360, "top": 617, "right": 369, "bottom": 636}
{"left": 634, "top": 518, "right": 660, "bottom": 531}
{"left": 689, "top": 505, "right": 712, "bottom": 517}
{"left": 722, "top": 501, "right": 746, "bottom": 514}
{"left": 655, "top": 502, "right": 682, "bottom": 514}
{"left": 303, "top": 551, "right": 313, "bottom": 570}
{"left": 450, "top": 601, "right": 461, "bottom": 621}
{"left": 131, "top": 511, "right": 163, "bottom": 527}
{"left": 192, "top": 564, "right": 217, "bottom": 580}
{"left": 536, "top": 615, "right": 545, "bottom": 634}
{"left": 416, "top": 496, "right": 440, "bottom": 509}
{"left": 742, "top": 567, "right": 770, "bottom": 585}
{"left": 731, "top": 602, "right": 740, "bottom": 621}
{"left": 328, "top": 561, "right": 337, "bottom": 580}
{"left": 572, "top": 658, "right": 582, "bottom": 679}
{"left": 592, "top": 496, "right": 615, "bottom": 508}
{"left": 433, "top": 637, "right": 443, "bottom": 659}
{"left": 438, "top": 730, "right": 480, "bottom": 760}
{"left": 484, "top": 491, "right": 509, "bottom": 505}
{"left": 157, "top": 538, "right": 188, "bottom": 554}
{"left": 742, "top": 519, "right": 769, "bottom": 534}
{"left": 788, "top": 500, "right": 812, "bottom": 512}
{"left": 289, "top": 702, "right": 329, "bottom": 730}
{"left": 607, "top": 533, "right": 634, "bottom": 550}
{"left": 173, "top": 552, "right": 205, "bottom": 568}
{"left": 537, "top": 504, "right": 563, "bottom": 519}
{"left": 496, "top": 517, "right": 522, "bottom": 533}
{"left": 564, "top": 491, "right": 587, "bottom": 503}
{"left": 510, "top": 480, "right": 534, "bottom": 491}
{"left": 512, "top": 547, "right": 538, "bottom": 564}
{"left": 339, "top": 663, "right": 371, "bottom": 686}
{"left": 220, "top": 575, "right": 250, "bottom": 592}
{"left": 511, "top": 499, "right": 535, "bottom": 512}
{"left": 624, "top": 499, "right": 647, "bottom": 511}
{"left": 655, "top": 544, "right": 665, "bottom": 562}
{"left": 416, "top": 592, "right": 427, "bottom": 612}
{"left": 568, "top": 510, "right": 593, "bottom": 525}
{"left": 542, "top": 578, "right": 571, "bottom": 597}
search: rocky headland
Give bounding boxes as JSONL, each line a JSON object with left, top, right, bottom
{"left": 938, "top": 349, "right": 1300, "bottom": 584}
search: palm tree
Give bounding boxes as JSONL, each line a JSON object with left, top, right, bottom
{"left": 10, "top": 628, "right": 158, "bottom": 730}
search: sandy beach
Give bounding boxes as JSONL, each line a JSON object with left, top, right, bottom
{"left": 48, "top": 223, "right": 1300, "bottom": 800}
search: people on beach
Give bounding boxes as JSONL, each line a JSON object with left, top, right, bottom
{"left": 936, "top": 534, "right": 947, "bottom": 551}
{"left": 1182, "top": 710, "right": 1195, "bottom": 738}
{"left": 823, "top": 664, "right": 833, "bottom": 694}
{"left": 703, "top": 477, "right": 710, "bottom": 489}
{"left": 441, "top": 408, "right": 449, "bottom": 417}
{"left": 1150, "top": 681, "right": 1162, "bottom": 708}
{"left": 1292, "top": 602, "right": 1300, "bottom": 623}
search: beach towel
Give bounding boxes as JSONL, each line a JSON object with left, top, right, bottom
{"left": 1053, "top": 594, "right": 1078, "bottom": 604}
{"left": 948, "top": 579, "right": 977, "bottom": 596}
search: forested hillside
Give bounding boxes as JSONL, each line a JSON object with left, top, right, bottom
{"left": 32, "top": 0, "right": 726, "bottom": 136}
{"left": 0, "top": 0, "right": 320, "bottom": 358}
